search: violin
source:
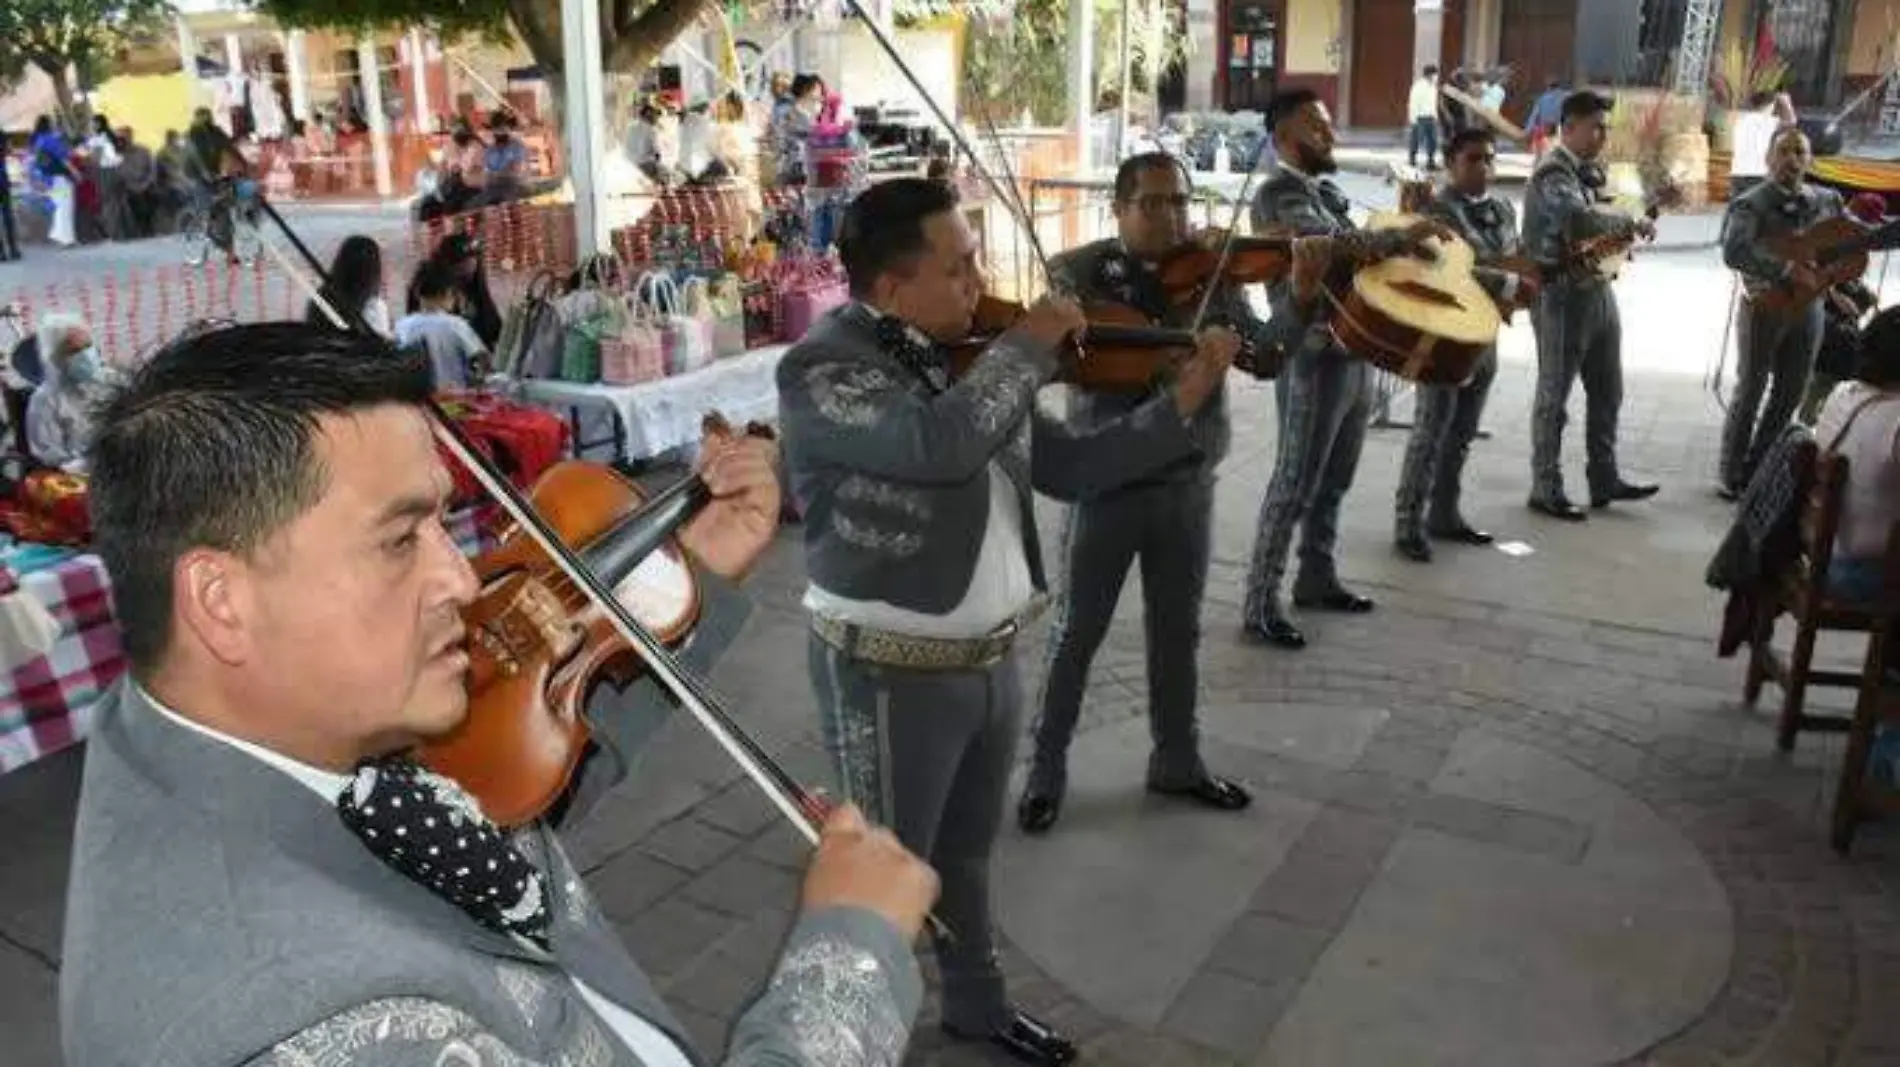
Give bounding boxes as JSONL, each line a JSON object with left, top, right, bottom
{"left": 945, "top": 294, "right": 1199, "bottom": 394}
{"left": 1153, "top": 228, "right": 1298, "bottom": 307}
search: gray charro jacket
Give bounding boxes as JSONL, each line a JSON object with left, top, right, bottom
{"left": 61, "top": 578, "right": 924, "bottom": 1067}
{"left": 1519, "top": 146, "right": 1641, "bottom": 282}
{"left": 1722, "top": 179, "right": 1845, "bottom": 294}
{"left": 1426, "top": 187, "right": 1522, "bottom": 307}
{"left": 775, "top": 303, "right": 1201, "bottom": 615}
{"left": 1046, "top": 237, "right": 1295, "bottom": 487}
{"left": 1249, "top": 163, "right": 1357, "bottom": 358}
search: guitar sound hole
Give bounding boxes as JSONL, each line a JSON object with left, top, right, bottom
{"left": 1389, "top": 280, "right": 1464, "bottom": 310}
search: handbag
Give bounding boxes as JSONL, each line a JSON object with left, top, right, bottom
{"left": 776, "top": 256, "right": 848, "bottom": 343}
{"left": 686, "top": 274, "right": 749, "bottom": 358}
{"left": 558, "top": 254, "right": 630, "bottom": 384}
{"left": 632, "top": 271, "right": 716, "bottom": 376}
{"left": 495, "top": 271, "right": 564, "bottom": 379}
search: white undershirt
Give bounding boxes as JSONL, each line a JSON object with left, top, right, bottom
{"left": 805, "top": 464, "right": 1036, "bottom": 638}
{"left": 141, "top": 686, "right": 693, "bottom": 1067}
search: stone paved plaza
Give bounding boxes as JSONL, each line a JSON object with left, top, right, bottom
{"left": 7, "top": 241, "right": 1900, "bottom": 1065}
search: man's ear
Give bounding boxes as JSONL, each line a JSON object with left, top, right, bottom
{"left": 172, "top": 548, "right": 253, "bottom": 668}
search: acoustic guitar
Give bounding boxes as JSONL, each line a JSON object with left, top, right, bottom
{"left": 1752, "top": 216, "right": 1900, "bottom": 313}
{"left": 1578, "top": 182, "right": 1684, "bottom": 281}
{"left": 1327, "top": 211, "right": 1503, "bottom": 386}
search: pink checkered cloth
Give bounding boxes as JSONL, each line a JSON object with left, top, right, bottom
{"left": 0, "top": 509, "right": 503, "bottom": 775}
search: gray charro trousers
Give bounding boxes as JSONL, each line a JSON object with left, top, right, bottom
{"left": 1242, "top": 346, "right": 1372, "bottom": 623}
{"left": 808, "top": 634, "right": 1018, "bottom": 1033}
{"left": 1529, "top": 280, "right": 1625, "bottom": 502}
{"left": 1720, "top": 299, "right": 1824, "bottom": 490}
{"left": 1027, "top": 476, "right": 1214, "bottom": 794}
{"left": 1395, "top": 347, "right": 1499, "bottom": 537}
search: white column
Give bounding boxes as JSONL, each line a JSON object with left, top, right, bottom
{"left": 562, "top": 0, "right": 608, "bottom": 256}
{"left": 1185, "top": 0, "right": 1217, "bottom": 110}
{"left": 1068, "top": 0, "right": 1095, "bottom": 169}
{"left": 1413, "top": 0, "right": 1445, "bottom": 80}
{"left": 408, "top": 29, "right": 432, "bottom": 132}
{"left": 357, "top": 36, "right": 395, "bottom": 197}
{"left": 285, "top": 30, "right": 310, "bottom": 121}
{"left": 224, "top": 34, "right": 244, "bottom": 76}
{"left": 176, "top": 17, "right": 198, "bottom": 77}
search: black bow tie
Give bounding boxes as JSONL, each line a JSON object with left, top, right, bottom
{"left": 337, "top": 755, "right": 551, "bottom": 945}
{"left": 1469, "top": 199, "right": 1503, "bottom": 228}
{"left": 874, "top": 314, "right": 950, "bottom": 391}
{"left": 1578, "top": 162, "right": 1608, "bottom": 190}
{"left": 1317, "top": 179, "right": 1351, "bottom": 218}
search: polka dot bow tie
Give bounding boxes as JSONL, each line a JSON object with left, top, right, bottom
{"left": 336, "top": 755, "right": 550, "bottom": 945}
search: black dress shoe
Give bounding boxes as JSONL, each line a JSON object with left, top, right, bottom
{"left": 944, "top": 1009, "right": 1078, "bottom": 1066}
{"left": 1394, "top": 534, "right": 1433, "bottom": 562}
{"left": 1428, "top": 521, "right": 1494, "bottom": 546}
{"left": 1242, "top": 617, "right": 1307, "bottom": 649}
{"left": 1149, "top": 774, "right": 1253, "bottom": 811}
{"left": 1293, "top": 589, "right": 1375, "bottom": 613}
{"left": 1016, "top": 790, "right": 1062, "bottom": 834}
{"left": 1528, "top": 496, "right": 1587, "bottom": 522}
{"left": 1590, "top": 481, "right": 1659, "bottom": 508}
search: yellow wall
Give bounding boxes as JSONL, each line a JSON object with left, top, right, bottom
{"left": 91, "top": 73, "right": 202, "bottom": 146}
{"left": 1286, "top": 0, "right": 1343, "bottom": 73}
{"left": 1846, "top": 0, "right": 1900, "bottom": 75}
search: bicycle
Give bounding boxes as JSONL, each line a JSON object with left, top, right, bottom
{"left": 178, "top": 177, "right": 262, "bottom": 268}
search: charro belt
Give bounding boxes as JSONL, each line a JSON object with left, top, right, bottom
{"left": 810, "top": 597, "right": 1048, "bottom": 671}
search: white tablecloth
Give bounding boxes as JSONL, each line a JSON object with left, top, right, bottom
{"left": 512, "top": 344, "right": 791, "bottom": 461}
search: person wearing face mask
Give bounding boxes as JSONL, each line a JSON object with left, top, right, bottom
{"left": 1521, "top": 90, "right": 1660, "bottom": 521}
{"left": 26, "top": 312, "right": 114, "bottom": 473}
{"left": 774, "top": 74, "right": 825, "bottom": 186}
{"left": 1717, "top": 127, "right": 1844, "bottom": 498}
{"left": 1395, "top": 127, "right": 1539, "bottom": 562}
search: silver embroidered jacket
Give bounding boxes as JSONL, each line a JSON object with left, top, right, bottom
{"left": 1520, "top": 147, "right": 1640, "bottom": 282}
{"left": 1426, "top": 187, "right": 1521, "bottom": 307}
{"left": 1047, "top": 238, "right": 1293, "bottom": 488}
{"left": 61, "top": 578, "right": 924, "bottom": 1067}
{"left": 1249, "top": 164, "right": 1356, "bottom": 359}
{"left": 1722, "top": 179, "right": 1845, "bottom": 296}
{"left": 776, "top": 304, "right": 1201, "bottom": 614}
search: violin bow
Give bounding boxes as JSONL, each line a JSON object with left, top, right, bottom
{"left": 251, "top": 200, "right": 839, "bottom": 853}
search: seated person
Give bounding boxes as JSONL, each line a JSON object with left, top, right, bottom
{"left": 1815, "top": 306, "right": 1900, "bottom": 602}
{"left": 25, "top": 311, "right": 113, "bottom": 473}
{"left": 395, "top": 261, "right": 489, "bottom": 389}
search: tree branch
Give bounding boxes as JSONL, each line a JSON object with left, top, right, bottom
{"left": 505, "top": 0, "right": 566, "bottom": 78}
{"left": 605, "top": 0, "right": 712, "bottom": 74}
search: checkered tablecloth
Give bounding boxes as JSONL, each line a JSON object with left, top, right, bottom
{"left": 0, "top": 552, "right": 124, "bottom": 774}
{"left": 0, "top": 508, "right": 504, "bottom": 775}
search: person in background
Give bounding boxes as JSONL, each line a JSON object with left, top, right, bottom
{"left": 115, "top": 128, "right": 157, "bottom": 240}
{"left": 407, "top": 233, "right": 502, "bottom": 348}
{"left": 1439, "top": 70, "right": 1475, "bottom": 141}
{"left": 481, "top": 110, "right": 527, "bottom": 204}
{"left": 1526, "top": 77, "right": 1568, "bottom": 158}
{"left": 1801, "top": 192, "right": 1887, "bottom": 424}
{"left": 396, "top": 260, "right": 489, "bottom": 389}
{"left": 154, "top": 130, "right": 193, "bottom": 234}
{"left": 30, "top": 116, "right": 77, "bottom": 249}
{"left": 774, "top": 74, "right": 825, "bottom": 185}
{"left": 0, "top": 128, "right": 19, "bottom": 261}
{"left": 1479, "top": 69, "right": 1509, "bottom": 113}
{"left": 26, "top": 312, "right": 113, "bottom": 472}
{"left": 1727, "top": 92, "right": 1780, "bottom": 200}
{"left": 86, "top": 114, "right": 128, "bottom": 241}
{"left": 307, "top": 235, "right": 392, "bottom": 336}
{"left": 624, "top": 102, "right": 663, "bottom": 183}
{"left": 1408, "top": 65, "right": 1442, "bottom": 170}
{"left": 1813, "top": 306, "right": 1900, "bottom": 602}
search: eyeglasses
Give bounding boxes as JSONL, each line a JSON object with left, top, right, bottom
{"left": 1127, "top": 194, "right": 1191, "bottom": 213}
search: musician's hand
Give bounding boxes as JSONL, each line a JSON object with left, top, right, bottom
{"left": 680, "top": 427, "right": 782, "bottom": 582}
{"left": 1789, "top": 263, "right": 1823, "bottom": 294}
{"left": 1173, "top": 328, "right": 1239, "bottom": 418}
{"left": 802, "top": 802, "right": 940, "bottom": 941}
{"left": 1512, "top": 273, "right": 1541, "bottom": 307}
{"left": 1019, "top": 294, "right": 1087, "bottom": 354}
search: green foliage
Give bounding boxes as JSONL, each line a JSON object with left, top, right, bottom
{"left": 959, "top": 0, "right": 1187, "bottom": 125}
{"left": 0, "top": 0, "right": 173, "bottom": 126}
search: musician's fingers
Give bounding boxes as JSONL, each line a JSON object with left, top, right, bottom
{"left": 701, "top": 441, "right": 779, "bottom": 501}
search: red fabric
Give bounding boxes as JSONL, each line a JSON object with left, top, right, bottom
{"left": 436, "top": 390, "right": 570, "bottom": 504}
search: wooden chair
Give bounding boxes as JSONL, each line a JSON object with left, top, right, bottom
{"left": 1830, "top": 524, "right": 1900, "bottom": 854}
{"left": 1745, "top": 451, "right": 1891, "bottom": 750}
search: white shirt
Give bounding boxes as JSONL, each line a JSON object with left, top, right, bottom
{"left": 140, "top": 686, "right": 693, "bottom": 1067}
{"left": 1480, "top": 83, "right": 1507, "bottom": 112}
{"left": 1730, "top": 110, "right": 1780, "bottom": 178}
{"left": 1815, "top": 382, "right": 1900, "bottom": 561}
{"left": 1408, "top": 78, "right": 1440, "bottom": 122}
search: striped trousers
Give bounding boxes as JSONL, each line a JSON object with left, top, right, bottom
{"left": 1395, "top": 347, "right": 1498, "bottom": 538}
{"left": 1529, "top": 282, "right": 1624, "bottom": 503}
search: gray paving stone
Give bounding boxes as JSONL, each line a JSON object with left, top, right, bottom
{"left": 611, "top": 897, "right": 741, "bottom": 983}
{"left": 1201, "top": 912, "right": 1333, "bottom": 988}
{"left": 585, "top": 847, "right": 692, "bottom": 922}
{"left": 1159, "top": 969, "right": 1292, "bottom": 1059}
{"left": 1246, "top": 852, "right": 1374, "bottom": 929}
{"left": 637, "top": 815, "right": 747, "bottom": 874}
{"left": 692, "top": 783, "right": 782, "bottom": 838}
{"left": 678, "top": 853, "right": 803, "bottom": 919}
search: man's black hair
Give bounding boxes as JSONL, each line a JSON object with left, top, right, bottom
{"left": 1857, "top": 306, "right": 1900, "bottom": 388}
{"left": 1113, "top": 151, "right": 1192, "bottom": 203}
{"left": 837, "top": 177, "right": 963, "bottom": 299}
{"left": 88, "top": 322, "right": 434, "bottom": 674}
{"left": 1265, "top": 88, "right": 1322, "bottom": 133}
{"left": 413, "top": 259, "right": 459, "bottom": 303}
{"left": 1445, "top": 126, "right": 1495, "bottom": 160}
{"left": 1422, "top": 64, "right": 1439, "bottom": 78}
{"left": 1560, "top": 89, "right": 1615, "bottom": 124}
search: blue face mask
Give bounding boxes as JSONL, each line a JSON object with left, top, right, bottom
{"left": 66, "top": 347, "right": 102, "bottom": 385}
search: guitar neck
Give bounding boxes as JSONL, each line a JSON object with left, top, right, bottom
{"left": 1820, "top": 218, "right": 1900, "bottom": 267}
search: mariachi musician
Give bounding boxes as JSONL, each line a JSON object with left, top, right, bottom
{"left": 1717, "top": 125, "right": 1850, "bottom": 497}
{"left": 1394, "top": 126, "right": 1539, "bottom": 562}
{"left": 1521, "top": 89, "right": 1660, "bottom": 520}
{"left": 775, "top": 177, "right": 1241, "bottom": 1066}
{"left": 1018, "top": 151, "right": 1314, "bottom": 834}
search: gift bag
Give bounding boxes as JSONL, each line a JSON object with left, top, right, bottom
{"left": 687, "top": 274, "right": 749, "bottom": 358}
{"left": 777, "top": 256, "right": 848, "bottom": 342}
{"left": 632, "top": 272, "right": 716, "bottom": 376}
{"left": 599, "top": 317, "right": 668, "bottom": 385}
{"left": 558, "top": 255, "right": 630, "bottom": 384}
{"left": 494, "top": 271, "right": 564, "bottom": 379}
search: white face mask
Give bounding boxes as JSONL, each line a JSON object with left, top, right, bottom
{"left": 797, "top": 98, "right": 821, "bottom": 118}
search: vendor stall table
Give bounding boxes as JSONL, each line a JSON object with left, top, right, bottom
{"left": 512, "top": 343, "right": 791, "bottom": 463}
